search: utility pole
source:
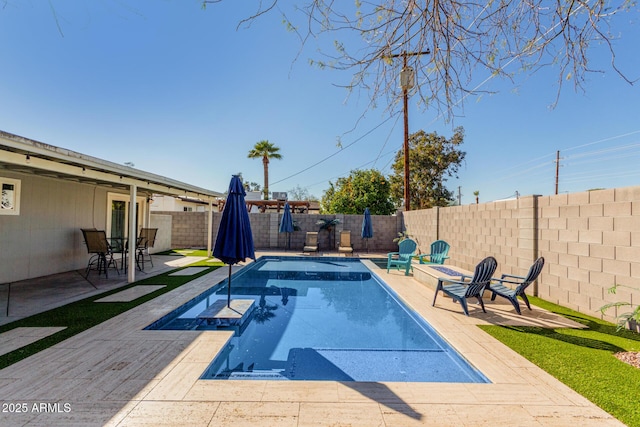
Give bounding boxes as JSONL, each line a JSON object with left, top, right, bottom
{"left": 388, "top": 49, "right": 430, "bottom": 211}
{"left": 457, "top": 186, "right": 462, "bottom": 205}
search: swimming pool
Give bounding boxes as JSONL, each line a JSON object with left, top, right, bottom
{"left": 146, "top": 256, "right": 489, "bottom": 383}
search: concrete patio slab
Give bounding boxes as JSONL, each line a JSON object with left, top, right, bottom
{"left": 94, "top": 286, "right": 166, "bottom": 303}
{"left": 0, "top": 327, "right": 66, "bottom": 357}
{"left": 168, "top": 267, "right": 209, "bottom": 276}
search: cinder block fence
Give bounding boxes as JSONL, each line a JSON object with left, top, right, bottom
{"left": 403, "top": 187, "right": 640, "bottom": 325}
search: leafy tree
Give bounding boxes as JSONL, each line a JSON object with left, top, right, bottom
{"left": 247, "top": 140, "right": 282, "bottom": 200}
{"left": 204, "top": 1, "right": 636, "bottom": 119}
{"left": 236, "top": 172, "right": 261, "bottom": 192}
{"left": 287, "top": 184, "right": 317, "bottom": 201}
{"left": 321, "top": 169, "right": 396, "bottom": 215}
{"left": 389, "top": 128, "right": 465, "bottom": 209}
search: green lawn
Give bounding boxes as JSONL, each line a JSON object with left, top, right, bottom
{"left": 0, "top": 261, "right": 223, "bottom": 370}
{"left": 479, "top": 296, "right": 640, "bottom": 427}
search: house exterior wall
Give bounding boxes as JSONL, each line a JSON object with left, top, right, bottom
{"left": 0, "top": 171, "right": 179, "bottom": 283}
{"left": 0, "top": 171, "right": 112, "bottom": 283}
{"left": 402, "top": 187, "right": 640, "bottom": 323}
{"left": 150, "top": 196, "right": 208, "bottom": 212}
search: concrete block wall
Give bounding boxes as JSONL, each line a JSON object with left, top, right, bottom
{"left": 165, "top": 211, "right": 402, "bottom": 255}
{"left": 156, "top": 211, "right": 210, "bottom": 249}
{"left": 404, "top": 198, "right": 529, "bottom": 277}
{"left": 402, "top": 188, "right": 640, "bottom": 323}
{"left": 250, "top": 213, "right": 401, "bottom": 253}
{"left": 537, "top": 188, "right": 640, "bottom": 320}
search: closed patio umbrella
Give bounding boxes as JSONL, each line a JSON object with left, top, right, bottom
{"left": 279, "top": 202, "right": 294, "bottom": 250}
{"left": 213, "top": 175, "right": 256, "bottom": 307}
{"left": 361, "top": 207, "right": 373, "bottom": 252}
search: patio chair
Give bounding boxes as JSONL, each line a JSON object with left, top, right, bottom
{"left": 338, "top": 230, "right": 353, "bottom": 255}
{"left": 432, "top": 256, "right": 497, "bottom": 316}
{"left": 486, "top": 257, "right": 545, "bottom": 315}
{"left": 136, "top": 228, "right": 158, "bottom": 270}
{"left": 303, "top": 232, "right": 319, "bottom": 253}
{"left": 386, "top": 238, "right": 418, "bottom": 276}
{"left": 418, "top": 240, "right": 450, "bottom": 265}
{"left": 81, "top": 228, "right": 119, "bottom": 278}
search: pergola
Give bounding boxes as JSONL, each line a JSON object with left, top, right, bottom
{"left": 219, "top": 199, "right": 311, "bottom": 213}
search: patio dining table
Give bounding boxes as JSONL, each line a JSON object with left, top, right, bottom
{"left": 108, "top": 237, "right": 144, "bottom": 273}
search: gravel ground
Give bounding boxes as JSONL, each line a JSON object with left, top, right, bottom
{"left": 615, "top": 351, "right": 640, "bottom": 369}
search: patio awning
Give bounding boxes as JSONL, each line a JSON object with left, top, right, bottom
{"left": 0, "top": 130, "right": 223, "bottom": 283}
{"left": 0, "top": 130, "right": 223, "bottom": 201}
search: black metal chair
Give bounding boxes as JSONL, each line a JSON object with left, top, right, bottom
{"left": 81, "top": 229, "right": 119, "bottom": 278}
{"left": 432, "top": 256, "right": 498, "bottom": 316}
{"left": 136, "top": 228, "right": 158, "bottom": 270}
{"left": 486, "top": 257, "right": 545, "bottom": 315}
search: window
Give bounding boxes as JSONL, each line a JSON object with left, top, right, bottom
{"left": 106, "top": 193, "right": 146, "bottom": 239}
{"left": 0, "top": 177, "right": 20, "bottom": 215}
{"left": 183, "top": 206, "right": 193, "bottom": 212}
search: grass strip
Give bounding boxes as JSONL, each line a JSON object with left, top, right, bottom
{"left": 0, "top": 262, "right": 223, "bottom": 370}
{"left": 479, "top": 296, "right": 640, "bottom": 427}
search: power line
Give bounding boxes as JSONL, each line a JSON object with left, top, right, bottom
{"left": 270, "top": 115, "right": 395, "bottom": 187}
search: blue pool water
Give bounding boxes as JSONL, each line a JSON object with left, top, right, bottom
{"left": 146, "top": 256, "right": 489, "bottom": 383}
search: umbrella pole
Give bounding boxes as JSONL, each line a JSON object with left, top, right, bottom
{"left": 227, "top": 264, "right": 232, "bottom": 307}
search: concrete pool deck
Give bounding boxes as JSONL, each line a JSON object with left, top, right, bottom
{"left": 0, "top": 251, "right": 625, "bottom": 426}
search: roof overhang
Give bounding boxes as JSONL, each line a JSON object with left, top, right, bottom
{"left": 0, "top": 130, "right": 223, "bottom": 201}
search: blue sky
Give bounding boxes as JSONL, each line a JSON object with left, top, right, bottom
{"left": 1, "top": 1, "right": 639, "bottom": 204}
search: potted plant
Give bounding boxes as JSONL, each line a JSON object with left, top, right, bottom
{"left": 600, "top": 283, "right": 640, "bottom": 332}
{"left": 317, "top": 218, "right": 340, "bottom": 250}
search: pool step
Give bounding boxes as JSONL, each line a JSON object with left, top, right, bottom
{"left": 196, "top": 299, "right": 255, "bottom": 327}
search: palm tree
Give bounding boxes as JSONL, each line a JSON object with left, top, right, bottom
{"left": 248, "top": 140, "right": 282, "bottom": 200}
{"left": 473, "top": 190, "right": 480, "bottom": 204}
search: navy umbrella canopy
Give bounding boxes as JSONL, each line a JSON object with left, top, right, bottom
{"left": 279, "top": 202, "right": 294, "bottom": 249}
{"left": 213, "top": 175, "right": 255, "bottom": 306}
{"left": 361, "top": 208, "right": 373, "bottom": 251}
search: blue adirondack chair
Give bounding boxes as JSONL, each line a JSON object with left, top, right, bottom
{"left": 418, "top": 240, "right": 450, "bottom": 265}
{"left": 485, "top": 257, "right": 545, "bottom": 315}
{"left": 432, "top": 256, "right": 498, "bottom": 316}
{"left": 386, "top": 238, "right": 418, "bottom": 276}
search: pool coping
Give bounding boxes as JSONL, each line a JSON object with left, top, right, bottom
{"left": 0, "top": 253, "right": 625, "bottom": 426}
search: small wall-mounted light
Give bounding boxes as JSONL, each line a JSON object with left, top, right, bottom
{"left": 82, "top": 167, "right": 86, "bottom": 175}
{"left": 26, "top": 154, "right": 31, "bottom": 164}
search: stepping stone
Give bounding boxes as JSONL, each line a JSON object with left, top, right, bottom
{"left": 0, "top": 327, "right": 66, "bottom": 357}
{"left": 94, "top": 285, "right": 166, "bottom": 303}
{"left": 168, "top": 267, "right": 209, "bottom": 276}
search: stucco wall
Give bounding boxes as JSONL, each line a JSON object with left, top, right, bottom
{"left": 149, "top": 214, "right": 172, "bottom": 253}
{"left": 0, "top": 171, "right": 111, "bottom": 283}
